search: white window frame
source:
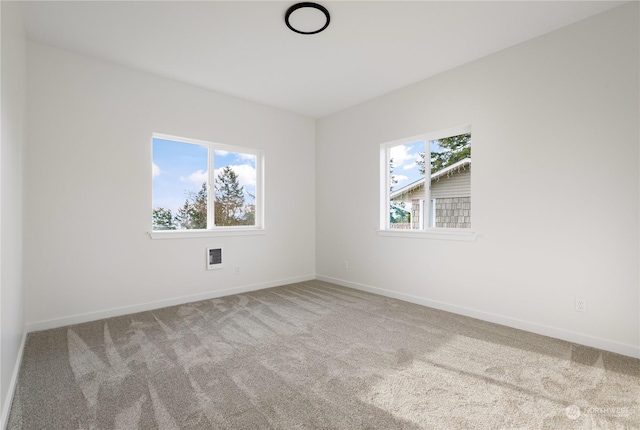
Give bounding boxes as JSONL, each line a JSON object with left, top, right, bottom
{"left": 149, "top": 133, "right": 265, "bottom": 239}
{"left": 429, "top": 198, "right": 436, "bottom": 228}
{"left": 378, "top": 125, "right": 476, "bottom": 242}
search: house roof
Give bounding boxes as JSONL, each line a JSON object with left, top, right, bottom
{"left": 390, "top": 158, "right": 471, "bottom": 200}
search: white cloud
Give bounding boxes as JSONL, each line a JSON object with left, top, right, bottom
{"left": 215, "top": 150, "right": 256, "bottom": 162}
{"left": 402, "top": 161, "right": 418, "bottom": 171}
{"left": 393, "top": 174, "right": 409, "bottom": 184}
{"left": 152, "top": 162, "right": 161, "bottom": 178}
{"left": 389, "top": 144, "right": 417, "bottom": 170}
{"left": 180, "top": 169, "right": 208, "bottom": 185}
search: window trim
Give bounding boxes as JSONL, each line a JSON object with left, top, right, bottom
{"left": 377, "top": 228, "right": 477, "bottom": 242}
{"left": 150, "top": 133, "right": 264, "bottom": 237}
{"left": 148, "top": 228, "right": 267, "bottom": 240}
{"left": 379, "top": 124, "right": 473, "bottom": 239}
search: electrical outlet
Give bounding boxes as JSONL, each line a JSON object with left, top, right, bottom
{"left": 574, "top": 298, "right": 587, "bottom": 312}
{"left": 343, "top": 260, "right": 349, "bottom": 269}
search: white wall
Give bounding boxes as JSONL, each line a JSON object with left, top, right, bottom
{"left": 316, "top": 3, "right": 639, "bottom": 357}
{"left": 17, "top": 2, "right": 640, "bottom": 360}
{"left": 24, "top": 42, "right": 316, "bottom": 327}
{"left": 0, "top": 1, "right": 26, "bottom": 424}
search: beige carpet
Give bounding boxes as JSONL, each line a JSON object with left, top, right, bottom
{"left": 7, "top": 280, "right": 639, "bottom": 429}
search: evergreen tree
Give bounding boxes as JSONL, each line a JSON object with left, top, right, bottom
{"left": 389, "top": 158, "right": 398, "bottom": 192}
{"left": 389, "top": 157, "right": 403, "bottom": 224}
{"left": 417, "top": 133, "right": 471, "bottom": 175}
{"left": 152, "top": 207, "right": 176, "bottom": 230}
{"left": 214, "top": 167, "right": 246, "bottom": 226}
{"left": 242, "top": 191, "right": 256, "bottom": 226}
{"left": 175, "top": 182, "right": 207, "bottom": 229}
{"left": 153, "top": 167, "right": 256, "bottom": 229}
{"left": 390, "top": 203, "right": 410, "bottom": 224}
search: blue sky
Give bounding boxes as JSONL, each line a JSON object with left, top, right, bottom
{"left": 152, "top": 137, "right": 257, "bottom": 214}
{"left": 389, "top": 139, "right": 443, "bottom": 192}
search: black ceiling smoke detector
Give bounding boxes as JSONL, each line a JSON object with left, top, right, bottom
{"left": 285, "top": 2, "right": 330, "bottom": 35}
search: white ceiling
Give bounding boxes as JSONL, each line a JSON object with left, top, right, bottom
{"left": 19, "top": 1, "right": 625, "bottom": 118}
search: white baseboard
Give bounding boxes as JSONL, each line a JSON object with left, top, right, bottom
{"left": 1, "top": 328, "right": 27, "bottom": 430}
{"left": 26, "top": 274, "right": 315, "bottom": 333}
{"left": 23, "top": 273, "right": 640, "bottom": 359}
{"left": 317, "top": 275, "right": 640, "bottom": 359}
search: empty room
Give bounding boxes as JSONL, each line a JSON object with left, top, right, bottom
{"left": 1, "top": 1, "right": 638, "bottom": 429}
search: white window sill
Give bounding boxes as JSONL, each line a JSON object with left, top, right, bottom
{"left": 148, "top": 228, "right": 267, "bottom": 240}
{"left": 377, "top": 228, "right": 477, "bottom": 242}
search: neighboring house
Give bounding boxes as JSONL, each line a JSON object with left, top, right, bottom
{"left": 390, "top": 158, "right": 471, "bottom": 229}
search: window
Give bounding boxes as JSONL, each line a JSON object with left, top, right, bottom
{"left": 152, "top": 134, "right": 263, "bottom": 233}
{"left": 381, "top": 126, "right": 471, "bottom": 234}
